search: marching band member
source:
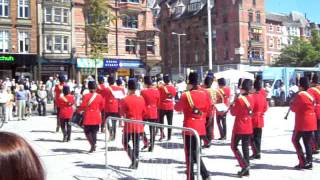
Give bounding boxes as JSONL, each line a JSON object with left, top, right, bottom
{"left": 57, "top": 86, "right": 75, "bottom": 142}
{"left": 250, "top": 79, "right": 268, "bottom": 159}
{"left": 54, "top": 74, "right": 66, "bottom": 132}
{"left": 175, "top": 72, "right": 210, "bottom": 180}
{"left": 158, "top": 75, "right": 177, "bottom": 141}
{"left": 140, "top": 76, "right": 160, "bottom": 152}
{"left": 230, "top": 79, "right": 254, "bottom": 177}
{"left": 290, "top": 77, "right": 317, "bottom": 169}
{"left": 216, "top": 78, "right": 231, "bottom": 140}
{"left": 121, "top": 79, "right": 146, "bottom": 169}
{"left": 78, "top": 81, "right": 104, "bottom": 153}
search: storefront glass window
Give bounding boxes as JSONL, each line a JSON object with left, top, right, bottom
{"left": 0, "top": 0, "right": 9, "bottom": 17}
{"left": 0, "top": 30, "right": 9, "bottom": 52}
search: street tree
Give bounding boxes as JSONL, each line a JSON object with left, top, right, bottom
{"left": 275, "top": 36, "right": 320, "bottom": 67}
{"left": 84, "top": 0, "right": 114, "bottom": 79}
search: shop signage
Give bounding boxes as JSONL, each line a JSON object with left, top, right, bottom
{"left": 0, "top": 55, "right": 15, "bottom": 62}
{"left": 150, "top": 66, "right": 162, "bottom": 76}
{"left": 117, "top": 68, "right": 130, "bottom": 76}
{"left": 77, "top": 58, "right": 103, "bottom": 68}
{"left": 104, "top": 59, "right": 120, "bottom": 69}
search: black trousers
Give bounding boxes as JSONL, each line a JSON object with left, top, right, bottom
{"left": 217, "top": 114, "right": 227, "bottom": 139}
{"left": 292, "top": 131, "right": 313, "bottom": 165}
{"left": 145, "top": 119, "right": 157, "bottom": 150}
{"left": 123, "top": 133, "right": 142, "bottom": 164}
{"left": 159, "top": 109, "right": 173, "bottom": 139}
{"left": 231, "top": 134, "right": 250, "bottom": 169}
{"left": 60, "top": 119, "right": 71, "bottom": 140}
{"left": 105, "top": 112, "right": 120, "bottom": 138}
{"left": 250, "top": 128, "right": 262, "bottom": 155}
{"left": 206, "top": 116, "right": 214, "bottom": 142}
{"left": 37, "top": 100, "right": 46, "bottom": 116}
{"left": 315, "top": 120, "right": 320, "bottom": 149}
{"left": 184, "top": 135, "right": 209, "bottom": 180}
{"left": 84, "top": 125, "right": 99, "bottom": 147}
{"left": 56, "top": 108, "right": 60, "bottom": 131}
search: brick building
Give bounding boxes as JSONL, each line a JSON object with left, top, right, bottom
{"left": 73, "top": 0, "right": 161, "bottom": 79}
{"left": 158, "top": 0, "right": 266, "bottom": 76}
{"left": 0, "top": 0, "right": 38, "bottom": 79}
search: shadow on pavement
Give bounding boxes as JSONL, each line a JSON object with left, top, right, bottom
{"left": 140, "top": 158, "right": 184, "bottom": 165}
{"left": 261, "top": 149, "right": 296, "bottom": 155}
{"left": 156, "top": 142, "right": 184, "bottom": 149}
{"left": 35, "top": 138, "right": 61, "bottom": 142}
{"left": 74, "top": 137, "right": 104, "bottom": 142}
{"left": 31, "top": 130, "right": 56, "bottom": 133}
{"left": 211, "top": 141, "right": 231, "bottom": 146}
{"left": 211, "top": 171, "right": 237, "bottom": 178}
{"left": 203, "top": 154, "right": 234, "bottom": 160}
{"left": 51, "top": 148, "right": 87, "bottom": 154}
{"left": 106, "top": 146, "right": 124, "bottom": 151}
{"left": 73, "top": 175, "right": 104, "bottom": 180}
{"left": 251, "top": 163, "right": 294, "bottom": 170}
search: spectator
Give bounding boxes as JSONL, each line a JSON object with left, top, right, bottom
{"left": 46, "top": 77, "right": 54, "bottom": 104}
{"left": 0, "top": 131, "right": 45, "bottom": 180}
{"left": 0, "top": 86, "right": 8, "bottom": 120}
{"left": 16, "top": 85, "right": 27, "bottom": 120}
{"left": 5, "top": 89, "right": 14, "bottom": 122}
{"left": 37, "top": 85, "right": 47, "bottom": 116}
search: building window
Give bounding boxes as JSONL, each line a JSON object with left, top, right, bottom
{"left": 248, "top": 48, "right": 263, "bottom": 61}
{"left": 224, "top": 30, "right": 228, "bottom": 41}
{"left": 188, "top": 2, "right": 201, "bottom": 12}
{"left": 277, "top": 26, "right": 281, "bottom": 33}
{"left": 46, "top": 35, "right": 52, "bottom": 51}
{"left": 147, "top": 41, "right": 154, "bottom": 53}
{"left": 18, "top": 0, "right": 29, "bottom": 18}
{"left": 54, "top": 8, "right": 62, "bottom": 23}
{"left": 63, "top": 36, "right": 68, "bottom": 51}
{"left": 224, "top": 49, "right": 229, "bottom": 60}
{"left": 0, "top": 30, "right": 9, "bottom": 52}
{"left": 253, "top": 0, "right": 256, "bottom": 6}
{"left": 0, "top": 0, "right": 9, "bottom": 17}
{"left": 269, "top": 25, "right": 273, "bottom": 32}
{"left": 122, "top": 15, "right": 138, "bottom": 28}
{"left": 45, "top": 7, "right": 52, "bottom": 22}
{"left": 256, "top": 11, "right": 260, "bottom": 23}
{"left": 46, "top": 35, "right": 69, "bottom": 52}
{"left": 63, "top": 9, "right": 68, "bottom": 23}
{"left": 125, "top": 39, "right": 136, "bottom": 54}
{"left": 54, "top": 36, "right": 62, "bottom": 51}
{"left": 269, "top": 37, "right": 274, "bottom": 48}
{"left": 249, "top": 11, "right": 253, "bottom": 22}
{"left": 277, "top": 38, "right": 281, "bottom": 49}
{"left": 18, "top": 31, "right": 30, "bottom": 53}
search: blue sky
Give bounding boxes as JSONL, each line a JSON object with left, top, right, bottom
{"left": 266, "top": 0, "right": 320, "bottom": 23}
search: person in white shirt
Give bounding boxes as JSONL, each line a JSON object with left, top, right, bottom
{"left": 5, "top": 89, "right": 14, "bottom": 122}
{"left": 0, "top": 86, "right": 9, "bottom": 120}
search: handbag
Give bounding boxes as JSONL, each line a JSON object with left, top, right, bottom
{"left": 71, "top": 93, "right": 97, "bottom": 128}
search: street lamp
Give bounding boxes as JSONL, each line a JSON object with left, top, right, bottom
{"left": 207, "top": 0, "right": 214, "bottom": 70}
{"left": 172, "top": 32, "right": 186, "bottom": 76}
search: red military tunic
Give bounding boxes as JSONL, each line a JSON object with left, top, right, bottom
{"left": 96, "top": 84, "right": 107, "bottom": 96}
{"left": 199, "top": 86, "right": 215, "bottom": 118}
{"left": 216, "top": 86, "right": 231, "bottom": 115}
{"left": 308, "top": 86, "right": 320, "bottom": 119}
{"left": 158, "top": 84, "right": 177, "bottom": 110}
{"left": 54, "top": 82, "right": 65, "bottom": 103}
{"left": 141, "top": 87, "right": 160, "bottom": 120}
{"left": 252, "top": 92, "right": 268, "bottom": 128}
{"left": 57, "top": 94, "right": 75, "bottom": 120}
{"left": 78, "top": 93, "right": 104, "bottom": 126}
{"left": 174, "top": 89, "right": 211, "bottom": 136}
{"left": 230, "top": 95, "right": 254, "bottom": 134}
{"left": 259, "top": 88, "right": 267, "bottom": 98}
{"left": 121, "top": 94, "right": 146, "bottom": 133}
{"left": 104, "top": 85, "right": 121, "bottom": 113}
{"left": 291, "top": 91, "right": 317, "bottom": 131}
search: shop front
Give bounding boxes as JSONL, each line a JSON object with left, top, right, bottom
{"left": 0, "top": 54, "right": 37, "bottom": 80}
{"left": 40, "top": 58, "right": 72, "bottom": 81}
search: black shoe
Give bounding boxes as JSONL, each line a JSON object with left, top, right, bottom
{"left": 129, "top": 160, "right": 139, "bottom": 169}
{"left": 202, "top": 144, "right": 211, "bottom": 149}
{"left": 237, "top": 167, "right": 249, "bottom": 177}
{"left": 250, "top": 154, "right": 261, "bottom": 160}
{"left": 303, "top": 162, "right": 313, "bottom": 169}
{"left": 63, "top": 135, "right": 67, "bottom": 142}
{"left": 312, "top": 150, "right": 319, "bottom": 154}
{"left": 218, "top": 137, "right": 226, "bottom": 140}
{"left": 56, "top": 126, "right": 59, "bottom": 132}
{"left": 89, "top": 145, "right": 96, "bottom": 153}
{"left": 148, "top": 146, "right": 154, "bottom": 152}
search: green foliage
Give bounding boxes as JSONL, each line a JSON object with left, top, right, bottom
{"left": 275, "top": 29, "right": 320, "bottom": 67}
{"left": 84, "top": 0, "right": 114, "bottom": 59}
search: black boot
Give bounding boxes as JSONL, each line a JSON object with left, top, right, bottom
{"left": 303, "top": 162, "right": 313, "bottom": 169}
{"left": 237, "top": 167, "right": 249, "bottom": 177}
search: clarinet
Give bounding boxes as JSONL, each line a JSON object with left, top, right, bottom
{"left": 284, "top": 91, "right": 298, "bottom": 120}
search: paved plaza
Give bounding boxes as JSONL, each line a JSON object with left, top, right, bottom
{"left": 1, "top": 106, "right": 320, "bottom": 180}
